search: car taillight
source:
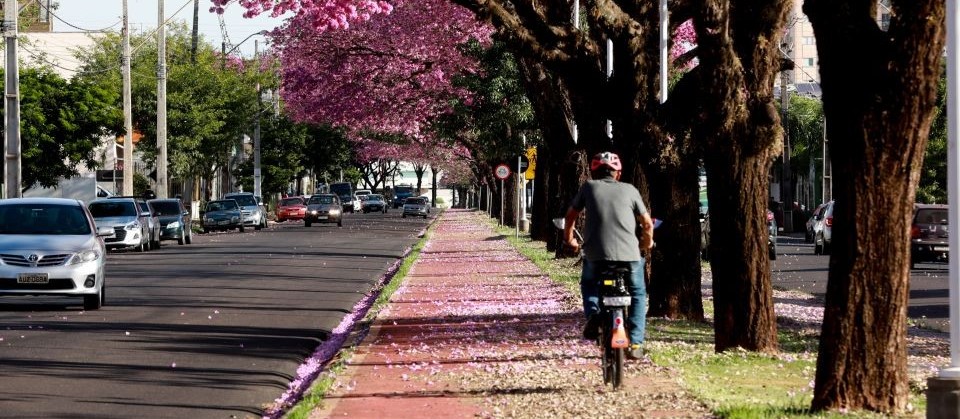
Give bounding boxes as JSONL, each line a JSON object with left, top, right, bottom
{"left": 825, "top": 216, "right": 833, "bottom": 227}
{"left": 911, "top": 225, "right": 920, "bottom": 239}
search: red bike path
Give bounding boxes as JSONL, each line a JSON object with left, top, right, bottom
{"left": 311, "top": 209, "right": 710, "bottom": 418}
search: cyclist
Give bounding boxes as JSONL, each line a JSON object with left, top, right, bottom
{"left": 563, "top": 151, "right": 654, "bottom": 360}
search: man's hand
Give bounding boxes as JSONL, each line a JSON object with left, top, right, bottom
{"left": 638, "top": 213, "right": 654, "bottom": 251}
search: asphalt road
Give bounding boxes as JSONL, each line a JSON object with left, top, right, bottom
{"left": 0, "top": 209, "right": 433, "bottom": 418}
{"left": 770, "top": 234, "right": 950, "bottom": 331}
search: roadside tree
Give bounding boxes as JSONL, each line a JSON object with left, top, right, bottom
{"left": 804, "top": 1, "right": 945, "bottom": 413}
{"left": 6, "top": 67, "right": 122, "bottom": 189}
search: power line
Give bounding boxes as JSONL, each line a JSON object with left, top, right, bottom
{"left": 19, "top": 43, "right": 118, "bottom": 76}
{"left": 131, "top": 0, "right": 194, "bottom": 54}
{"left": 34, "top": 0, "right": 121, "bottom": 32}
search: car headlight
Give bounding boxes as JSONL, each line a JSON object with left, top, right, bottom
{"left": 68, "top": 249, "right": 101, "bottom": 265}
{"left": 167, "top": 221, "right": 181, "bottom": 229}
{"left": 310, "top": 210, "right": 318, "bottom": 215}
{"left": 124, "top": 221, "right": 141, "bottom": 231}
{"left": 329, "top": 209, "right": 340, "bottom": 215}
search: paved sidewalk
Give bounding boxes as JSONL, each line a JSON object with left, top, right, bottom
{"left": 312, "top": 209, "right": 710, "bottom": 418}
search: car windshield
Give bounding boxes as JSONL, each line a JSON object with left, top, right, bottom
{"left": 89, "top": 201, "right": 138, "bottom": 217}
{"left": 207, "top": 201, "right": 238, "bottom": 212}
{"left": 368, "top": 195, "right": 383, "bottom": 201}
{"left": 280, "top": 198, "right": 303, "bottom": 206}
{"left": 0, "top": 203, "right": 91, "bottom": 235}
{"left": 405, "top": 198, "right": 425, "bottom": 205}
{"left": 227, "top": 195, "right": 257, "bottom": 206}
{"left": 150, "top": 201, "right": 182, "bottom": 216}
{"left": 917, "top": 209, "right": 948, "bottom": 225}
{"left": 308, "top": 195, "right": 335, "bottom": 205}
{"left": 139, "top": 201, "right": 151, "bottom": 214}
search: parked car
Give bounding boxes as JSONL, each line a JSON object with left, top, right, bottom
{"left": 911, "top": 203, "right": 949, "bottom": 268}
{"left": 223, "top": 192, "right": 267, "bottom": 230}
{"left": 813, "top": 200, "right": 835, "bottom": 255}
{"left": 108, "top": 196, "right": 161, "bottom": 249}
{"left": 402, "top": 197, "right": 430, "bottom": 218}
{"left": 202, "top": 199, "right": 244, "bottom": 233}
{"left": 699, "top": 208, "right": 776, "bottom": 260}
{"left": 148, "top": 198, "right": 193, "bottom": 245}
{"left": 304, "top": 193, "right": 343, "bottom": 227}
{"left": 276, "top": 196, "right": 306, "bottom": 222}
{"left": 0, "top": 198, "right": 111, "bottom": 309}
{"left": 805, "top": 202, "right": 829, "bottom": 243}
{"left": 361, "top": 194, "right": 388, "bottom": 213}
{"left": 766, "top": 209, "right": 778, "bottom": 260}
{"left": 88, "top": 198, "right": 152, "bottom": 252}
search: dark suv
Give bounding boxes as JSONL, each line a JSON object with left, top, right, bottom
{"left": 911, "top": 204, "right": 949, "bottom": 268}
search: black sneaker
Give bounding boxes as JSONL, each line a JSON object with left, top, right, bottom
{"left": 582, "top": 314, "right": 601, "bottom": 340}
{"left": 626, "top": 344, "right": 645, "bottom": 360}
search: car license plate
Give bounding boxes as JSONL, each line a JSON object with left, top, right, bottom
{"left": 18, "top": 273, "right": 49, "bottom": 284}
{"left": 317, "top": 216, "right": 328, "bottom": 220}
{"left": 218, "top": 220, "right": 230, "bottom": 225}
{"left": 935, "top": 246, "right": 950, "bottom": 252}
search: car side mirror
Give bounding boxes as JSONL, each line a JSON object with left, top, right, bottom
{"left": 182, "top": 211, "right": 190, "bottom": 216}
{"left": 96, "top": 226, "right": 114, "bottom": 237}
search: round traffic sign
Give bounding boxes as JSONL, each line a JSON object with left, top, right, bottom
{"left": 494, "top": 164, "right": 511, "bottom": 180}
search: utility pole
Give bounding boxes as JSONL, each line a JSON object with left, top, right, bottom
{"left": 780, "top": 10, "right": 795, "bottom": 232}
{"left": 156, "top": 0, "right": 168, "bottom": 198}
{"left": 122, "top": 0, "right": 133, "bottom": 196}
{"left": 3, "top": 0, "right": 20, "bottom": 199}
{"left": 253, "top": 39, "right": 262, "bottom": 199}
{"left": 659, "top": 0, "right": 668, "bottom": 104}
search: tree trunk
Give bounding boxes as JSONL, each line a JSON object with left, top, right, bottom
{"left": 693, "top": 0, "right": 787, "bottom": 353}
{"left": 803, "top": 0, "right": 945, "bottom": 413}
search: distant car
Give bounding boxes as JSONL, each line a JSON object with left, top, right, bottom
{"left": 813, "top": 200, "right": 835, "bottom": 255}
{"left": 0, "top": 198, "right": 110, "bottom": 310}
{"left": 148, "top": 198, "right": 193, "bottom": 245}
{"left": 805, "top": 202, "right": 829, "bottom": 243}
{"left": 304, "top": 194, "right": 343, "bottom": 227}
{"left": 402, "top": 197, "right": 430, "bottom": 218}
{"left": 766, "top": 209, "right": 777, "bottom": 260}
{"left": 89, "top": 198, "right": 152, "bottom": 252}
{"left": 276, "top": 196, "right": 306, "bottom": 222}
{"left": 911, "top": 204, "right": 949, "bottom": 268}
{"left": 223, "top": 192, "right": 267, "bottom": 230}
{"left": 361, "top": 194, "right": 388, "bottom": 214}
{"left": 202, "top": 199, "right": 244, "bottom": 233}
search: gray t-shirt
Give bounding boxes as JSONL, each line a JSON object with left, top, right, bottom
{"left": 570, "top": 177, "right": 648, "bottom": 262}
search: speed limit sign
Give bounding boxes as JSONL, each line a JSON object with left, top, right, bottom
{"left": 494, "top": 164, "right": 511, "bottom": 180}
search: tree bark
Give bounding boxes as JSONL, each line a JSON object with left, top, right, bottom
{"left": 803, "top": 0, "right": 945, "bottom": 413}
{"left": 693, "top": 0, "right": 787, "bottom": 352}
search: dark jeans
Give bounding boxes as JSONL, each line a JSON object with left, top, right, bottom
{"left": 581, "top": 258, "right": 647, "bottom": 345}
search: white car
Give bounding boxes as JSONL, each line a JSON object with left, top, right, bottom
{"left": 89, "top": 198, "right": 152, "bottom": 252}
{"left": 0, "top": 198, "right": 112, "bottom": 309}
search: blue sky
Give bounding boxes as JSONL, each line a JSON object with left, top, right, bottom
{"left": 52, "top": 0, "right": 286, "bottom": 57}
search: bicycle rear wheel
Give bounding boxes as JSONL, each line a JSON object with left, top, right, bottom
{"left": 610, "top": 347, "right": 624, "bottom": 389}
{"left": 601, "top": 324, "right": 614, "bottom": 384}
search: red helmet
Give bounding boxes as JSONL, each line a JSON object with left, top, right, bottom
{"left": 590, "top": 152, "right": 622, "bottom": 171}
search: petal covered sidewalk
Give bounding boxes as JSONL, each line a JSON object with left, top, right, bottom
{"left": 313, "top": 209, "right": 711, "bottom": 418}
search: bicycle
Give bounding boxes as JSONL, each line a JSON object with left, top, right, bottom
{"left": 552, "top": 218, "right": 633, "bottom": 389}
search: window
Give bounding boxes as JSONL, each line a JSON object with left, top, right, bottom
{"left": 806, "top": 58, "right": 815, "bottom": 67}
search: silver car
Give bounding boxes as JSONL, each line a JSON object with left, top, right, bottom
{"left": 223, "top": 192, "right": 267, "bottom": 230}
{"left": 89, "top": 198, "right": 152, "bottom": 252}
{"left": 402, "top": 197, "right": 430, "bottom": 218}
{"left": 0, "top": 198, "right": 111, "bottom": 310}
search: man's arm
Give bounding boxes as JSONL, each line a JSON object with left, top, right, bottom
{"left": 637, "top": 212, "right": 654, "bottom": 250}
{"left": 563, "top": 207, "right": 581, "bottom": 248}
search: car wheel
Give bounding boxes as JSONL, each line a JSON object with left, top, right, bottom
{"left": 83, "top": 284, "right": 104, "bottom": 310}
{"left": 305, "top": 220, "right": 312, "bottom": 227}
{"left": 402, "top": 214, "right": 406, "bottom": 218}
{"left": 277, "top": 217, "right": 285, "bottom": 223}
{"left": 239, "top": 225, "right": 245, "bottom": 233}
{"left": 203, "top": 227, "right": 209, "bottom": 234}
{"left": 186, "top": 229, "right": 193, "bottom": 244}
{"left": 338, "top": 218, "right": 343, "bottom": 227}
{"left": 154, "top": 235, "right": 161, "bottom": 249}
{"left": 178, "top": 233, "right": 185, "bottom": 245}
